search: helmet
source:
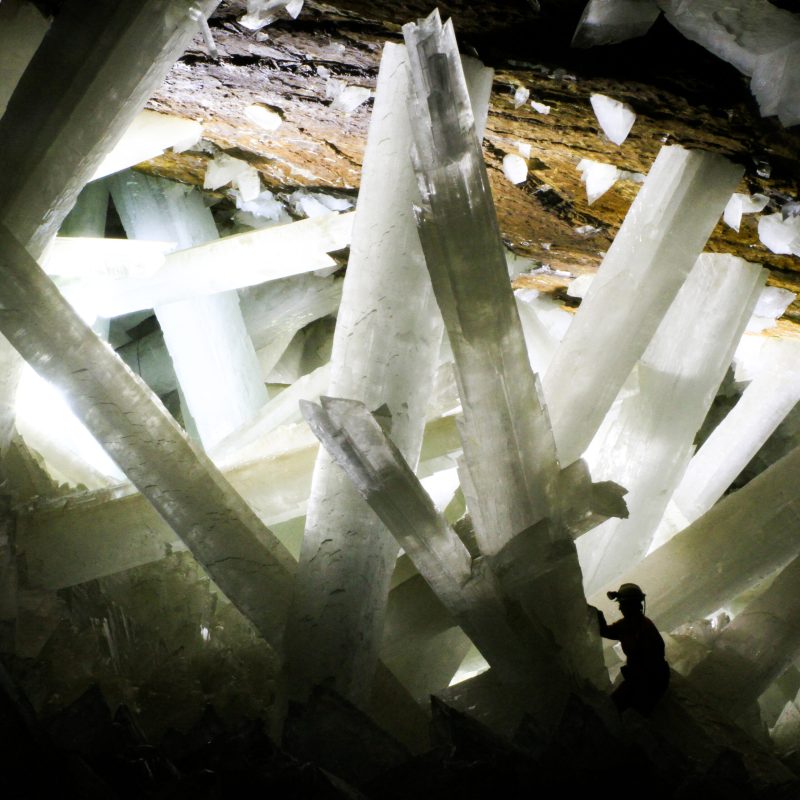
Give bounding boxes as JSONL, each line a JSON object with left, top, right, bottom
{"left": 607, "top": 583, "right": 645, "bottom": 602}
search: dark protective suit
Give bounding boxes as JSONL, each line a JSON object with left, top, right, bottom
{"left": 599, "top": 612, "right": 670, "bottom": 715}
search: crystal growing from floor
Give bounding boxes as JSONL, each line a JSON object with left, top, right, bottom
{"left": 284, "top": 39, "right": 493, "bottom": 705}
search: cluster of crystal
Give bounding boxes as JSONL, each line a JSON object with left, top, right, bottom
{"left": 578, "top": 254, "right": 765, "bottom": 595}
{"left": 590, "top": 443, "right": 800, "bottom": 633}
{"left": 300, "top": 397, "right": 564, "bottom": 719}
{"left": 664, "top": 340, "right": 800, "bottom": 535}
{"left": 403, "top": 9, "right": 607, "bottom": 692}
{"left": 0, "top": 224, "right": 296, "bottom": 647}
{"left": 543, "top": 146, "right": 743, "bottom": 467}
{"left": 283, "top": 39, "right": 494, "bottom": 706}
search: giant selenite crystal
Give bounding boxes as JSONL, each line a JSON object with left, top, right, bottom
{"left": 665, "top": 340, "right": 800, "bottom": 533}
{"left": 542, "top": 146, "right": 743, "bottom": 467}
{"left": 403, "top": 10, "right": 606, "bottom": 690}
{"left": 18, "top": 412, "right": 462, "bottom": 590}
{"left": 658, "top": 0, "right": 800, "bottom": 127}
{"left": 578, "top": 254, "right": 765, "bottom": 595}
{"left": 689, "top": 555, "right": 800, "bottom": 722}
{"left": 0, "top": 223, "right": 295, "bottom": 648}
{"left": 283, "top": 40, "right": 493, "bottom": 705}
{"left": 61, "top": 213, "right": 353, "bottom": 317}
{"left": 0, "top": 0, "right": 220, "bottom": 452}
{"left": 109, "top": 171, "right": 267, "bottom": 449}
{"left": 589, "top": 442, "right": 800, "bottom": 632}
{"left": 301, "top": 397, "right": 566, "bottom": 721}
{"left": 0, "top": 0, "right": 219, "bottom": 256}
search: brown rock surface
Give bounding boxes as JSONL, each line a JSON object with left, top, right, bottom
{"left": 138, "top": 0, "right": 800, "bottom": 323}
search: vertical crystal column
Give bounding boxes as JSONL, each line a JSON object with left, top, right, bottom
{"left": 578, "top": 254, "right": 765, "bottom": 594}
{"left": 689, "top": 555, "right": 800, "bottom": 720}
{"left": 59, "top": 182, "right": 109, "bottom": 238}
{"left": 404, "top": 10, "right": 557, "bottom": 555}
{"left": 403, "top": 10, "right": 606, "bottom": 690}
{"left": 543, "top": 146, "right": 743, "bottom": 467}
{"left": 109, "top": 171, "right": 267, "bottom": 449}
{"left": 283, "top": 41, "right": 493, "bottom": 705}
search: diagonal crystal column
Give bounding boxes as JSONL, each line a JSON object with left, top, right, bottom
{"left": 542, "top": 146, "right": 743, "bottom": 466}
{"left": 588, "top": 442, "right": 800, "bottom": 633}
{"left": 283, "top": 41, "right": 493, "bottom": 705}
{"left": 666, "top": 341, "right": 800, "bottom": 532}
{"left": 0, "top": 223, "right": 295, "bottom": 646}
{"left": 0, "top": 0, "right": 220, "bottom": 257}
{"left": 109, "top": 171, "right": 267, "bottom": 450}
{"left": 402, "top": 10, "right": 606, "bottom": 690}
{"left": 302, "top": 397, "right": 570, "bottom": 719}
{"left": 688, "top": 555, "right": 800, "bottom": 721}
{"left": 0, "top": 0, "right": 220, "bottom": 471}
{"left": 61, "top": 212, "right": 353, "bottom": 317}
{"left": 578, "top": 254, "right": 765, "bottom": 594}
{"left": 18, "top": 411, "right": 462, "bottom": 591}
{"left": 0, "top": 0, "right": 49, "bottom": 117}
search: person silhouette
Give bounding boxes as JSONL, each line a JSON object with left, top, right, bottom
{"left": 592, "top": 583, "right": 669, "bottom": 715}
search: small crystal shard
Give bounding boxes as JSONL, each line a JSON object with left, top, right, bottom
{"left": 577, "top": 158, "right": 620, "bottom": 204}
{"left": 758, "top": 212, "right": 800, "bottom": 255}
{"left": 572, "top": 0, "right": 661, "bottom": 48}
{"left": 327, "top": 78, "right": 372, "bottom": 113}
{"left": 723, "top": 191, "right": 769, "bottom": 232}
{"left": 244, "top": 103, "right": 283, "bottom": 131}
{"left": 530, "top": 100, "right": 551, "bottom": 114}
{"left": 502, "top": 153, "right": 528, "bottom": 184}
{"left": 513, "top": 86, "right": 530, "bottom": 108}
{"left": 590, "top": 93, "right": 636, "bottom": 145}
{"left": 203, "top": 152, "right": 261, "bottom": 201}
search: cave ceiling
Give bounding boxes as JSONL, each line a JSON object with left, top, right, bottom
{"left": 139, "top": 0, "right": 800, "bottom": 327}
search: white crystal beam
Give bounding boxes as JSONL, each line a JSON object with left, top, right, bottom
{"left": 578, "top": 254, "right": 765, "bottom": 594}
{"left": 404, "top": 11, "right": 558, "bottom": 554}
{"left": 543, "top": 146, "right": 743, "bottom": 467}
{"left": 659, "top": 0, "right": 800, "bottom": 127}
{"left": 109, "top": 171, "right": 267, "bottom": 450}
{"left": 91, "top": 110, "right": 202, "bottom": 181}
{"left": 301, "top": 397, "right": 571, "bottom": 708}
{"left": 0, "top": 223, "right": 295, "bottom": 646}
{"left": 689, "top": 555, "right": 800, "bottom": 719}
{"left": 670, "top": 345, "right": 800, "bottom": 529}
{"left": 63, "top": 212, "right": 353, "bottom": 317}
{"left": 0, "top": 0, "right": 49, "bottom": 117}
{"left": 0, "top": 0, "right": 221, "bottom": 455}
{"left": 588, "top": 442, "right": 800, "bottom": 633}
{"left": 403, "top": 10, "right": 607, "bottom": 690}
{"left": 283, "top": 41, "right": 492, "bottom": 706}
{"left": 18, "top": 413, "right": 462, "bottom": 591}
{"left": 0, "top": 0, "right": 220, "bottom": 256}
